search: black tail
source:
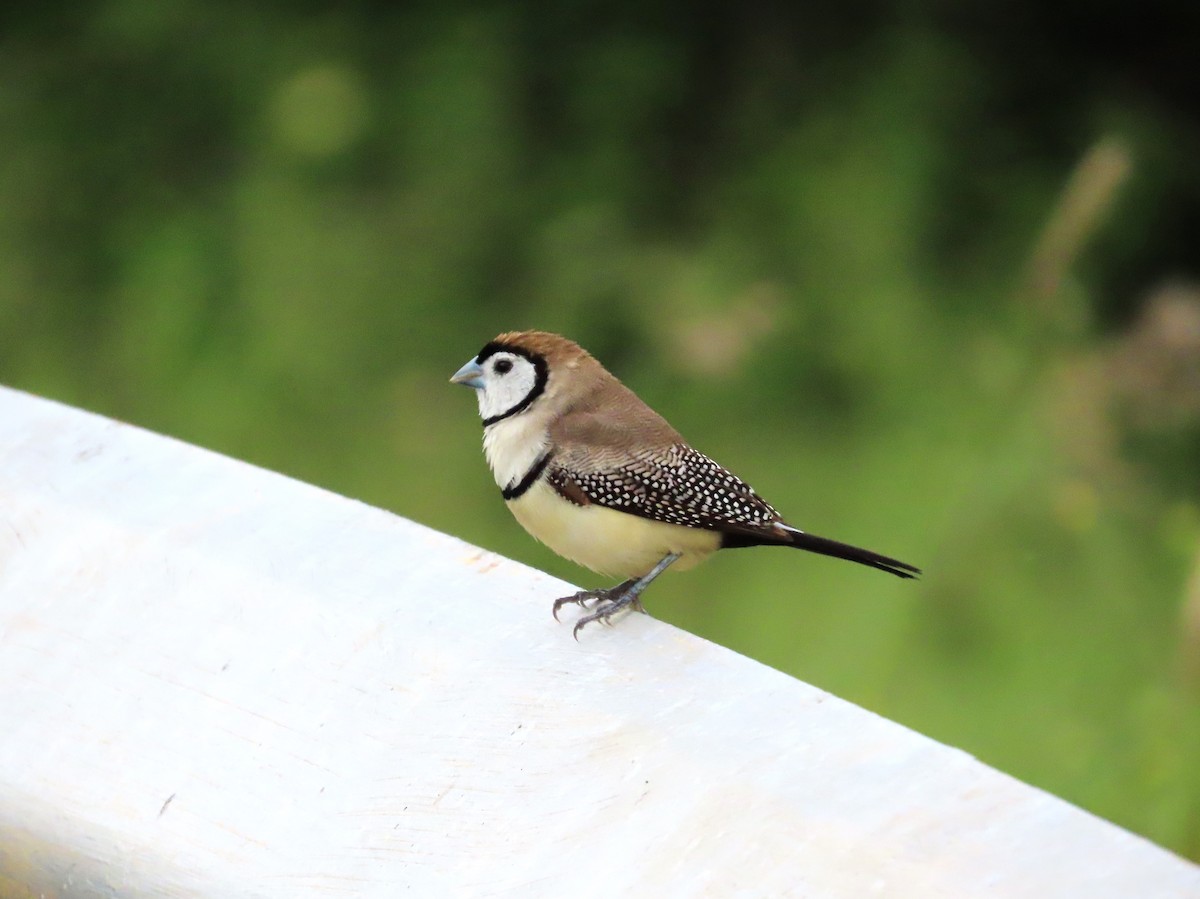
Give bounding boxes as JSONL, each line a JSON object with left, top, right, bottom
{"left": 721, "top": 525, "right": 921, "bottom": 578}
{"left": 783, "top": 528, "right": 920, "bottom": 578}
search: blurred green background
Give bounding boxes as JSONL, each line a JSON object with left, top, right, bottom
{"left": 2, "top": 0, "right": 1199, "bottom": 861}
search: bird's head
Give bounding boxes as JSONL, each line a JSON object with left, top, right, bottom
{"left": 450, "top": 331, "right": 592, "bottom": 426}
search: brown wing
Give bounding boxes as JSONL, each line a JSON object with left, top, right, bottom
{"left": 545, "top": 368, "right": 785, "bottom": 537}
{"left": 548, "top": 442, "right": 784, "bottom": 536}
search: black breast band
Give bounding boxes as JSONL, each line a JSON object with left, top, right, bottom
{"left": 502, "top": 452, "right": 553, "bottom": 501}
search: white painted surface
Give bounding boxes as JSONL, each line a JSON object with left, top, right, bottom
{"left": 0, "top": 385, "right": 1196, "bottom": 898}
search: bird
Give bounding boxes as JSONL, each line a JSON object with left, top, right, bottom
{"left": 450, "top": 330, "right": 919, "bottom": 638}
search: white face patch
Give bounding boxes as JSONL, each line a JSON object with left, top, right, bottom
{"left": 476, "top": 352, "right": 540, "bottom": 422}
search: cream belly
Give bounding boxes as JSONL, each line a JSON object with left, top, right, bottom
{"left": 507, "top": 479, "right": 721, "bottom": 578}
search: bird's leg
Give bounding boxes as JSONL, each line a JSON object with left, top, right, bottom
{"left": 565, "top": 553, "right": 681, "bottom": 639}
{"left": 552, "top": 579, "right": 637, "bottom": 621}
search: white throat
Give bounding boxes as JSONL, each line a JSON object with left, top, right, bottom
{"left": 482, "top": 415, "right": 549, "bottom": 491}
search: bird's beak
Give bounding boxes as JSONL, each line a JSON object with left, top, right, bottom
{"left": 449, "top": 358, "right": 485, "bottom": 390}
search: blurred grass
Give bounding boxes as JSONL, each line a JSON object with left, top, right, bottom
{"left": 0, "top": 1, "right": 1198, "bottom": 861}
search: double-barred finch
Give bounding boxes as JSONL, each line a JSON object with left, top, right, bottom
{"left": 451, "top": 331, "right": 920, "bottom": 637}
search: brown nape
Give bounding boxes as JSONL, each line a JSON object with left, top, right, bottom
{"left": 490, "top": 330, "right": 594, "bottom": 367}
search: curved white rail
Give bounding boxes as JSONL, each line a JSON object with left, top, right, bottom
{"left": 0, "top": 386, "right": 1196, "bottom": 897}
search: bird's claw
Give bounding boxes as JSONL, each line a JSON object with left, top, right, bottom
{"left": 572, "top": 602, "right": 618, "bottom": 640}
{"left": 551, "top": 589, "right": 605, "bottom": 621}
{"left": 555, "top": 578, "right": 645, "bottom": 638}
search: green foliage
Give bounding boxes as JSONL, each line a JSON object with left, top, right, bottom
{"left": 2, "top": 1, "right": 1198, "bottom": 860}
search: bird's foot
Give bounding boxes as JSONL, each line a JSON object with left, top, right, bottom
{"left": 553, "top": 579, "right": 647, "bottom": 640}
{"left": 551, "top": 579, "right": 637, "bottom": 622}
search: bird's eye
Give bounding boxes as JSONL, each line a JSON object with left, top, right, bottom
{"left": 494, "top": 359, "right": 513, "bottom": 375}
